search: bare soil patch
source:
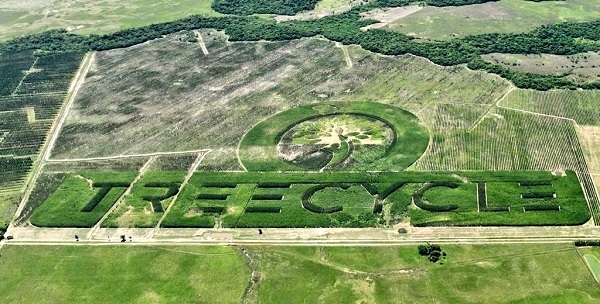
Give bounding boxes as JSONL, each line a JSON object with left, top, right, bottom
{"left": 361, "top": 6, "right": 424, "bottom": 30}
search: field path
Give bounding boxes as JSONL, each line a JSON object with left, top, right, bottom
{"left": 47, "top": 149, "right": 211, "bottom": 163}
{"left": 148, "top": 151, "right": 210, "bottom": 238}
{"left": 194, "top": 30, "right": 209, "bottom": 55}
{"left": 86, "top": 156, "right": 157, "bottom": 239}
{"left": 334, "top": 42, "right": 353, "bottom": 68}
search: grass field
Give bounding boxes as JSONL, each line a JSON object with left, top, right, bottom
{"left": 240, "top": 244, "right": 600, "bottom": 303}
{"left": 0, "top": 0, "right": 219, "bottom": 41}
{"left": 0, "top": 245, "right": 248, "bottom": 304}
{"left": 387, "top": 0, "right": 600, "bottom": 40}
{"left": 481, "top": 52, "right": 600, "bottom": 84}
{"left": 0, "top": 244, "right": 598, "bottom": 303}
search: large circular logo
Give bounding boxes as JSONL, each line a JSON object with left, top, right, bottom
{"left": 238, "top": 101, "right": 430, "bottom": 171}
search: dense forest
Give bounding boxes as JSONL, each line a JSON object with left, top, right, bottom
{"left": 212, "top": 0, "right": 320, "bottom": 15}
{"left": 1, "top": 2, "right": 598, "bottom": 90}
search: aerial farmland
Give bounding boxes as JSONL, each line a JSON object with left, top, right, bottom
{"left": 1, "top": 0, "right": 600, "bottom": 303}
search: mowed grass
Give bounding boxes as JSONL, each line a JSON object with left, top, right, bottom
{"left": 388, "top": 0, "right": 600, "bottom": 40}
{"left": 0, "top": 245, "right": 248, "bottom": 304}
{"left": 254, "top": 244, "right": 600, "bottom": 303}
{"left": 0, "top": 0, "right": 220, "bottom": 41}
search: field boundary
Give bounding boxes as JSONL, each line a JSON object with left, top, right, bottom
{"left": 8, "top": 52, "right": 95, "bottom": 233}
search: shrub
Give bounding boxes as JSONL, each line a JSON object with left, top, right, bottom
{"left": 519, "top": 181, "right": 552, "bottom": 187}
{"left": 521, "top": 192, "right": 555, "bottom": 199}
{"left": 251, "top": 194, "right": 284, "bottom": 200}
{"left": 199, "top": 206, "right": 226, "bottom": 214}
{"left": 575, "top": 240, "right": 600, "bottom": 247}
{"left": 197, "top": 194, "right": 229, "bottom": 200}
{"left": 245, "top": 206, "right": 282, "bottom": 213}
{"left": 523, "top": 205, "right": 560, "bottom": 211}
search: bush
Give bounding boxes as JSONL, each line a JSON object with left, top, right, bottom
{"left": 251, "top": 194, "right": 284, "bottom": 200}
{"left": 519, "top": 181, "right": 552, "bottom": 187}
{"left": 521, "top": 192, "right": 555, "bottom": 199}
{"left": 257, "top": 182, "right": 291, "bottom": 188}
{"left": 199, "top": 206, "right": 226, "bottom": 214}
{"left": 197, "top": 194, "right": 229, "bottom": 200}
{"left": 575, "top": 240, "right": 600, "bottom": 247}
{"left": 202, "top": 183, "right": 237, "bottom": 188}
{"left": 523, "top": 205, "right": 560, "bottom": 211}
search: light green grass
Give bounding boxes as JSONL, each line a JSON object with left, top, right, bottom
{"left": 0, "top": 0, "right": 220, "bottom": 41}
{"left": 254, "top": 244, "right": 600, "bottom": 303}
{"left": 0, "top": 245, "right": 248, "bottom": 304}
{"left": 388, "top": 0, "right": 600, "bottom": 40}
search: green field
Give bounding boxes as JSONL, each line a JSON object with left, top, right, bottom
{"left": 29, "top": 170, "right": 590, "bottom": 228}
{"left": 239, "top": 101, "right": 430, "bottom": 171}
{"left": 0, "top": 245, "right": 248, "bottom": 303}
{"left": 0, "top": 0, "right": 219, "bottom": 41}
{"left": 1, "top": 244, "right": 599, "bottom": 303}
{"left": 387, "top": 0, "right": 600, "bottom": 40}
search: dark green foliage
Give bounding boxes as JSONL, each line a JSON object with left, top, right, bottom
{"left": 212, "top": 0, "right": 319, "bottom": 15}
{"left": 521, "top": 190, "right": 555, "bottom": 199}
{"left": 257, "top": 183, "right": 291, "bottom": 188}
{"left": 361, "top": 183, "right": 379, "bottom": 195}
{"left": 245, "top": 206, "right": 282, "bottom": 213}
{"left": 197, "top": 194, "right": 229, "bottom": 200}
{"left": 140, "top": 182, "right": 180, "bottom": 212}
{"left": 575, "top": 240, "right": 600, "bottom": 247}
{"left": 202, "top": 183, "right": 237, "bottom": 188}
{"left": 198, "top": 206, "right": 226, "bottom": 213}
{"left": 523, "top": 205, "right": 560, "bottom": 211}
{"left": 0, "top": 3, "right": 598, "bottom": 90}
{"left": 519, "top": 181, "right": 553, "bottom": 187}
{"left": 378, "top": 182, "right": 406, "bottom": 200}
{"left": 251, "top": 194, "right": 284, "bottom": 200}
{"left": 0, "top": 50, "right": 34, "bottom": 96}
{"left": 417, "top": 243, "right": 446, "bottom": 263}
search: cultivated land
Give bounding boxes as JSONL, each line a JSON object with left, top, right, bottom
{"left": 386, "top": 0, "right": 600, "bottom": 40}
{"left": 0, "top": 244, "right": 599, "bottom": 304}
{"left": 0, "top": 0, "right": 219, "bottom": 41}
{"left": 1, "top": 0, "right": 600, "bottom": 302}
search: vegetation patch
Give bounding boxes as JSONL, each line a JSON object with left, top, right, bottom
{"left": 30, "top": 172, "right": 136, "bottom": 227}
{"left": 212, "top": 0, "right": 319, "bottom": 15}
{"left": 239, "top": 101, "right": 429, "bottom": 171}
{"left": 27, "top": 170, "right": 590, "bottom": 227}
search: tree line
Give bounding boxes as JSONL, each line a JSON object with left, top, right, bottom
{"left": 1, "top": 6, "right": 599, "bottom": 90}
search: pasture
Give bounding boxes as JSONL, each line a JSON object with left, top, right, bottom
{"left": 0, "top": 0, "right": 219, "bottom": 41}
{"left": 1, "top": 244, "right": 598, "bottom": 303}
{"left": 387, "top": 0, "right": 600, "bottom": 40}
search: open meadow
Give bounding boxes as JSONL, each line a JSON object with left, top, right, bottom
{"left": 1, "top": 0, "right": 600, "bottom": 302}
{"left": 0, "top": 0, "right": 219, "bottom": 41}
{"left": 0, "top": 244, "right": 599, "bottom": 304}
{"left": 385, "top": 0, "right": 600, "bottom": 40}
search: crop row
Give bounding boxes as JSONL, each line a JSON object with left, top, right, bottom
{"left": 28, "top": 170, "right": 592, "bottom": 228}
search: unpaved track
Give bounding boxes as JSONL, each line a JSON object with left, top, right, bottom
{"left": 47, "top": 149, "right": 211, "bottom": 163}
{"left": 86, "top": 156, "right": 157, "bottom": 239}
{"left": 194, "top": 30, "right": 209, "bottom": 55}
{"left": 148, "top": 151, "right": 210, "bottom": 238}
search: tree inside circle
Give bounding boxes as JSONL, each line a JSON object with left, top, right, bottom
{"left": 278, "top": 115, "right": 394, "bottom": 170}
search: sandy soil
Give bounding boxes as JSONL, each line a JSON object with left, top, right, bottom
{"left": 577, "top": 125, "right": 600, "bottom": 195}
{"left": 360, "top": 6, "right": 424, "bottom": 30}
